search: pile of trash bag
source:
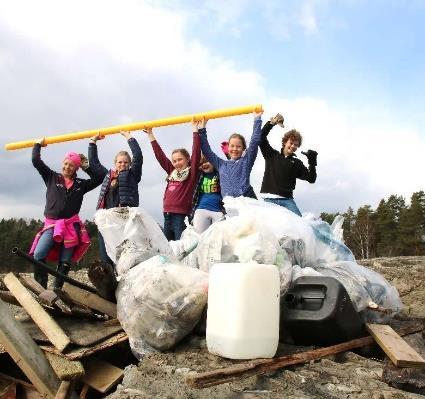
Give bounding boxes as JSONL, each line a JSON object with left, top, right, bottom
{"left": 95, "top": 199, "right": 402, "bottom": 358}
{"left": 220, "top": 197, "right": 401, "bottom": 313}
{"left": 95, "top": 207, "right": 208, "bottom": 358}
{"left": 184, "top": 197, "right": 400, "bottom": 314}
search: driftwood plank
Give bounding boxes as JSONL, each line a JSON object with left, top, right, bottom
{"left": 366, "top": 323, "right": 425, "bottom": 368}
{"left": 38, "top": 290, "right": 72, "bottom": 314}
{"left": 54, "top": 381, "right": 72, "bottom": 399}
{"left": 3, "top": 273, "right": 70, "bottom": 352}
{"left": 0, "top": 291, "right": 21, "bottom": 307}
{"left": 0, "top": 298, "right": 60, "bottom": 398}
{"left": 19, "top": 276, "right": 72, "bottom": 315}
{"left": 186, "top": 322, "right": 424, "bottom": 389}
{"left": 0, "top": 372, "right": 37, "bottom": 391}
{"left": 62, "top": 283, "right": 117, "bottom": 318}
{"left": 40, "top": 332, "right": 128, "bottom": 360}
{"left": 81, "top": 358, "right": 123, "bottom": 393}
{"left": 21, "top": 317, "right": 123, "bottom": 347}
{"left": 38, "top": 290, "right": 60, "bottom": 306}
{"left": 19, "top": 275, "right": 45, "bottom": 295}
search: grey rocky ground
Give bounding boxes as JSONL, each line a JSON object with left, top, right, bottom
{"left": 105, "top": 256, "right": 425, "bottom": 399}
{"left": 2, "top": 257, "right": 425, "bottom": 398}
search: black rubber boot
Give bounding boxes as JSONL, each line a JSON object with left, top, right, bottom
{"left": 34, "top": 265, "right": 48, "bottom": 289}
{"left": 53, "top": 262, "right": 71, "bottom": 289}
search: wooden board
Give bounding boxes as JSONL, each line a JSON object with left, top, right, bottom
{"left": 0, "top": 298, "right": 60, "bottom": 398}
{"left": 18, "top": 275, "right": 45, "bottom": 295}
{"left": 186, "top": 322, "right": 425, "bottom": 389}
{"left": 20, "top": 317, "right": 123, "bottom": 347}
{"left": 19, "top": 276, "right": 72, "bottom": 314}
{"left": 44, "top": 353, "right": 85, "bottom": 381}
{"left": 382, "top": 331, "right": 425, "bottom": 389}
{"left": 0, "top": 291, "right": 20, "bottom": 307}
{"left": 0, "top": 372, "right": 37, "bottom": 391}
{"left": 40, "top": 332, "right": 128, "bottom": 360}
{"left": 366, "top": 323, "right": 425, "bottom": 368}
{"left": 62, "top": 283, "right": 117, "bottom": 318}
{"left": 54, "top": 381, "right": 71, "bottom": 399}
{"left": 3, "top": 273, "right": 70, "bottom": 353}
{"left": 81, "top": 358, "right": 123, "bottom": 393}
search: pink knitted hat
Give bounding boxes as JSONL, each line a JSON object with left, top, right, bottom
{"left": 64, "top": 152, "right": 81, "bottom": 170}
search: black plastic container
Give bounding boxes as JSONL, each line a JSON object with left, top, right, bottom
{"left": 280, "top": 276, "right": 364, "bottom": 345}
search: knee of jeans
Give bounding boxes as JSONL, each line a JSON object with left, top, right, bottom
{"left": 33, "top": 247, "right": 46, "bottom": 261}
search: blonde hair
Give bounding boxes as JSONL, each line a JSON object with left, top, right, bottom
{"left": 114, "top": 151, "right": 131, "bottom": 164}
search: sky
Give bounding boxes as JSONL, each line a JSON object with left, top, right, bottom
{"left": 1, "top": 0, "right": 424, "bottom": 224}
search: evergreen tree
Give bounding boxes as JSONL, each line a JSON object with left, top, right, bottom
{"left": 375, "top": 199, "right": 396, "bottom": 256}
{"left": 320, "top": 212, "right": 339, "bottom": 225}
{"left": 342, "top": 207, "right": 355, "bottom": 249}
{"left": 398, "top": 191, "right": 425, "bottom": 255}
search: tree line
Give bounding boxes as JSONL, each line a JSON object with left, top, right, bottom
{"left": 0, "top": 190, "right": 424, "bottom": 272}
{"left": 0, "top": 219, "right": 100, "bottom": 273}
{"left": 321, "top": 191, "right": 425, "bottom": 259}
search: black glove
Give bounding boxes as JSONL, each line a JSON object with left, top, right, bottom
{"left": 301, "top": 149, "right": 317, "bottom": 166}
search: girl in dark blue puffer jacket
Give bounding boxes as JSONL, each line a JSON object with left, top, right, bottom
{"left": 89, "top": 131, "right": 143, "bottom": 266}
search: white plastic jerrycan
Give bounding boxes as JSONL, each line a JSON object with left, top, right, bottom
{"left": 206, "top": 262, "right": 280, "bottom": 359}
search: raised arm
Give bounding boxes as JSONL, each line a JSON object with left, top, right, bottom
{"left": 32, "top": 138, "right": 53, "bottom": 184}
{"left": 198, "top": 129, "right": 224, "bottom": 171}
{"left": 245, "top": 111, "right": 263, "bottom": 170}
{"left": 260, "top": 121, "right": 277, "bottom": 158}
{"left": 194, "top": 117, "right": 224, "bottom": 170}
{"left": 145, "top": 128, "right": 174, "bottom": 175}
{"left": 121, "top": 131, "right": 143, "bottom": 183}
{"left": 87, "top": 135, "right": 108, "bottom": 178}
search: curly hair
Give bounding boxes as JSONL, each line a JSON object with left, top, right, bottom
{"left": 282, "top": 129, "right": 303, "bottom": 147}
{"left": 228, "top": 133, "right": 247, "bottom": 150}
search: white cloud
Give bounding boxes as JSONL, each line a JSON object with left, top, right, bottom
{"left": 299, "top": 1, "right": 318, "bottom": 35}
{"left": 1, "top": 0, "right": 424, "bottom": 226}
{"left": 256, "top": 96, "right": 425, "bottom": 213}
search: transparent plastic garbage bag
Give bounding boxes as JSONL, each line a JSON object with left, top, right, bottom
{"left": 116, "top": 255, "right": 208, "bottom": 358}
{"left": 95, "top": 207, "right": 173, "bottom": 277}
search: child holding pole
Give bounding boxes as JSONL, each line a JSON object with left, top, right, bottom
{"left": 30, "top": 138, "right": 104, "bottom": 288}
{"left": 197, "top": 111, "right": 263, "bottom": 199}
{"left": 144, "top": 120, "right": 201, "bottom": 240}
{"left": 88, "top": 131, "right": 143, "bottom": 266}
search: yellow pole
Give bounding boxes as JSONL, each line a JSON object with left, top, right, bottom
{"left": 5, "top": 104, "right": 263, "bottom": 151}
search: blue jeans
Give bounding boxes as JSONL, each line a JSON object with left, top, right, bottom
{"left": 98, "top": 232, "right": 114, "bottom": 265}
{"left": 33, "top": 224, "right": 79, "bottom": 287}
{"left": 163, "top": 213, "right": 187, "bottom": 241}
{"left": 243, "top": 185, "right": 257, "bottom": 199}
{"left": 264, "top": 197, "right": 302, "bottom": 217}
